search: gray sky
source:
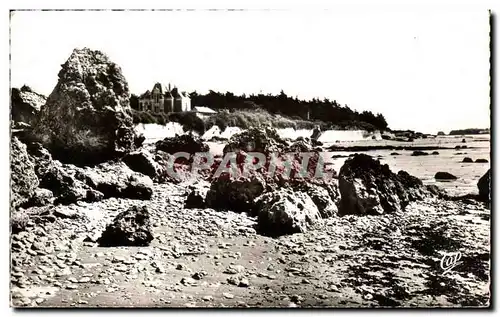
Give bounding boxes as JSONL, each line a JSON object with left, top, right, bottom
{"left": 10, "top": 9, "right": 490, "bottom": 134}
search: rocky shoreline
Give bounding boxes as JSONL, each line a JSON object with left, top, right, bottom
{"left": 10, "top": 48, "right": 491, "bottom": 308}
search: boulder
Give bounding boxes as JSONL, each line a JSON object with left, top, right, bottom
{"left": 205, "top": 175, "right": 266, "bottom": 213}
{"left": 338, "top": 154, "right": 429, "bottom": 216}
{"left": 435, "top": 172, "right": 458, "bottom": 180}
{"left": 25, "top": 142, "right": 53, "bottom": 179}
{"left": 255, "top": 189, "right": 322, "bottom": 236}
{"left": 477, "top": 169, "right": 490, "bottom": 201}
{"left": 122, "top": 149, "right": 163, "bottom": 180}
{"left": 22, "top": 188, "right": 54, "bottom": 208}
{"left": 39, "top": 164, "right": 104, "bottom": 205}
{"left": 75, "top": 161, "right": 153, "bottom": 200}
{"left": 10, "top": 137, "right": 39, "bottom": 209}
{"left": 223, "top": 127, "right": 288, "bottom": 154}
{"left": 98, "top": 205, "right": 154, "bottom": 247}
{"left": 462, "top": 157, "right": 473, "bottom": 163}
{"left": 411, "top": 151, "right": 429, "bottom": 156}
{"left": 31, "top": 48, "right": 138, "bottom": 165}
{"left": 397, "top": 170, "right": 429, "bottom": 200}
{"left": 292, "top": 182, "right": 339, "bottom": 218}
{"left": 156, "top": 133, "right": 209, "bottom": 155}
{"left": 11, "top": 85, "right": 46, "bottom": 125}
{"left": 185, "top": 182, "right": 210, "bottom": 209}
{"left": 475, "top": 158, "right": 489, "bottom": 163}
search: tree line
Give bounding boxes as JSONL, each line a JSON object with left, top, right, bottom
{"left": 130, "top": 89, "right": 389, "bottom": 131}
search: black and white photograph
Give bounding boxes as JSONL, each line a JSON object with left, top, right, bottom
{"left": 8, "top": 6, "right": 492, "bottom": 308}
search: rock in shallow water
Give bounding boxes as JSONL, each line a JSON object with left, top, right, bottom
{"left": 435, "top": 172, "right": 458, "bottom": 180}
{"left": 98, "top": 205, "right": 154, "bottom": 247}
{"left": 338, "top": 154, "right": 432, "bottom": 216}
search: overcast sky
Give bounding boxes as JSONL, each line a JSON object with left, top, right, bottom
{"left": 10, "top": 9, "right": 490, "bottom": 134}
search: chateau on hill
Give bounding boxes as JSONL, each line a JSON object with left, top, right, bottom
{"left": 138, "top": 83, "right": 191, "bottom": 113}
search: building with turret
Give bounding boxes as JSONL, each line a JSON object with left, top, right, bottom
{"left": 138, "top": 83, "right": 191, "bottom": 113}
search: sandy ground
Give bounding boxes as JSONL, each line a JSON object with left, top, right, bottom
{"left": 10, "top": 180, "right": 490, "bottom": 308}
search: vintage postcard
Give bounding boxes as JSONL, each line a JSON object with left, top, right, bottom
{"left": 9, "top": 9, "right": 491, "bottom": 308}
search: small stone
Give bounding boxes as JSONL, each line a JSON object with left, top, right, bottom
{"left": 202, "top": 295, "right": 213, "bottom": 301}
{"left": 180, "top": 277, "right": 197, "bottom": 286}
{"left": 134, "top": 253, "right": 148, "bottom": 261}
{"left": 227, "top": 276, "right": 239, "bottom": 285}
{"left": 238, "top": 278, "right": 250, "bottom": 287}
{"left": 290, "top": 294, "right": 304, "bottom": 303}
{"left": 78, "top": 277, "right": 91, "bottom": 283}
{"left": 224, "top": 265, "right": 245, "bottom": 274}
{"left": 114, "top": 265, "right": 129, "bottom": 272}
{"left": 65, "top": 284, "right": 78, "bottom": 290}
{"left": 112, "top": 256, "right": 127, "bottom": 263}
{"left": 363, "top": 293, "right": 373, "bottom": 300}
{"left": 192, "top": 272, "right": 205, "bottom": 280}
{"left": 223, "top": 292, "right": 234, "bottom": 299}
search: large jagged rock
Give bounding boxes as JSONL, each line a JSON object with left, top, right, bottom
{"left": 156, "top": 134, "right": 209, "bottom": 155}
{"left": 123, "top": 149, "right": 162, "bottom": 180}
{"left": 223, "top": 127, "right": 288, "bottom": 154}
{"left": 255, "top": 189, "right": 322, "bottom": 236}
{"left": 75, "top": 161, "right": 153, "bottom": 200}
{"left": 22, "top": 188, "right": 54, "bottom": 208}
{"left": 31, "top": 48, "right": 137, "bottom": 165}
{"left": 338, "top": 154, "right": 430, "bottom": 216}
{"left": 396, "top": 170, "right": 430, "bottom": 201}
{"left": 292, "top": 182, "right": 339, "bottom": 218}
{"left": 477, "top": 169, "right": 490, "bottom": 201}
{"left": 206, "top": 174, "right": 266, "bottom": 213}
{"left": 39, "top": 163, "right": 104, "bottom": 205}
{"left": 11, "top": 85, "right": 47, "bottom": 125}
{"left": 25, "top": 142, "right": 53, "bottom": 179}
{"left": 10, "top": 137, "right": 39, "bottom": 209}
{"left": 98, "top": 205, "right": 154, "bottom": 247}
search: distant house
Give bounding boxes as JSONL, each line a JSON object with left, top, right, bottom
{"left": 138, "top": 83, "right": 191, "bottom": 113}
{"left": 192, "top": 106, "right": 217, "bottom": 119}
